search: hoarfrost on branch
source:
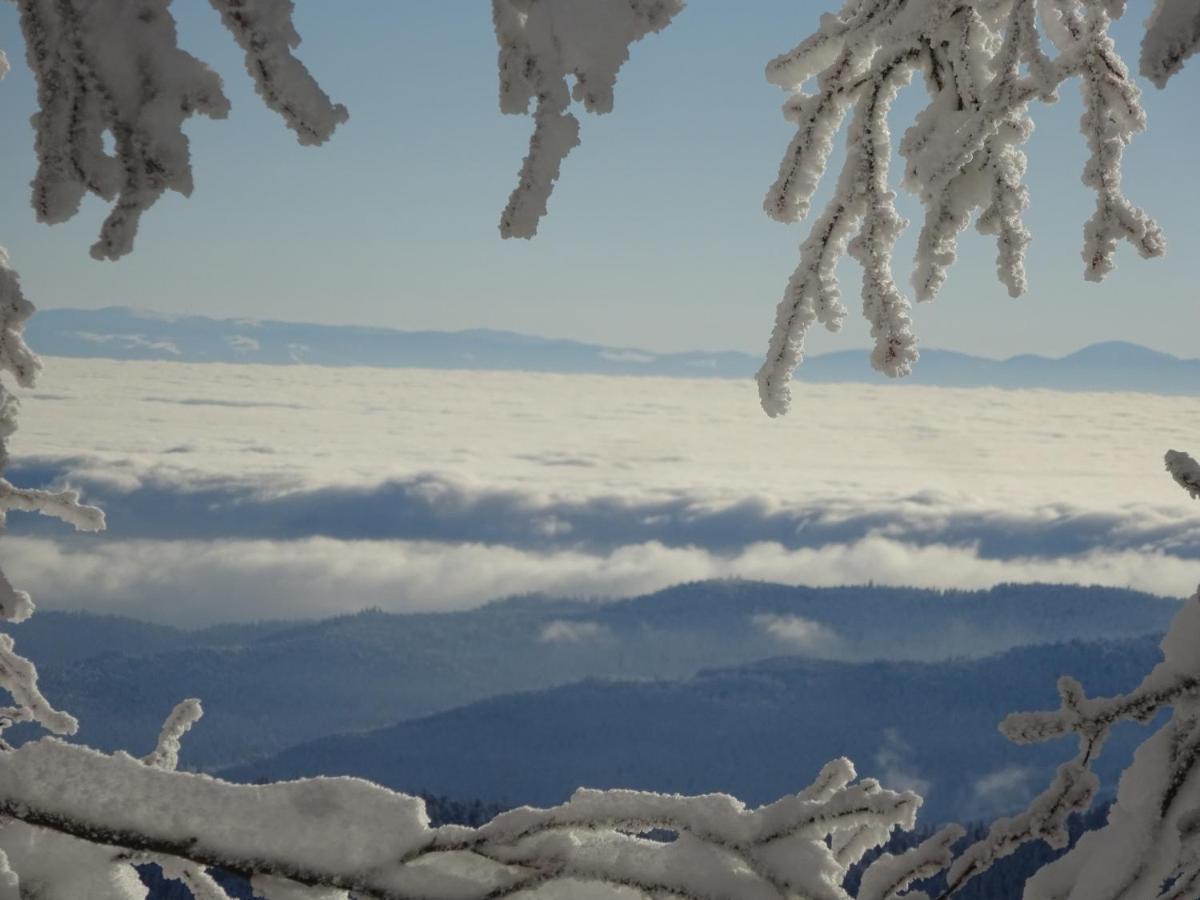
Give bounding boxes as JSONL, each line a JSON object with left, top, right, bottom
{"left": 756, "top": 0, "right": 1185, "bottom": 417}
{"left": 493, "top": 0, "right": 683, "bottom": 239}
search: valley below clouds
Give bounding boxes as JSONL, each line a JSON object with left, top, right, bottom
{"left": 5, "top": 358, "right": 1199, "bottom": 625}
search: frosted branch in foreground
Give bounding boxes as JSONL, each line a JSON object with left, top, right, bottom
{"left": 1167, "top": 450, "right": 1200, "bottom": 501}
{"left": 945, "top": 454, "right": 1200, "bottom": 900}
{"left": 0, "top": 741, "right": 934, "bottom": 899}
{"left": 14, "top": 0, "right": 344, "bottom": 261}
{"left": 493, "top": 0, "right": 682, "bottom": 238}
{"left": 1141, "top": 0, "right": 1200, "bottom": 87}
{"left": 143, "top": 699, "right": 204, "bottom": 772}
{"left": 757, "top": 0, "right": 1175, "bottom": 417}
{"left": 208, "top": 0, "right": 349, "bottom": 146}
{"left": 0, "top": 251, "right": 101, "bottom": 733}
{"left": 0, "top": 634, "right": 77, "bottom": 737}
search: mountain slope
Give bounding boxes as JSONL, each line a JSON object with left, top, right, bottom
{"left": 10, "top": 581, "right": 1178, "bottom": 770}
{"left": 220, "top": 636, "right": 1163, "bottom": 826}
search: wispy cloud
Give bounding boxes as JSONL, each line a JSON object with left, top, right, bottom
{"left": 751, "top": 614, "right": 840, "bottom": 653}
{"left": 71, "top": 332, "right": 180, "bottom": 355}
{"left": 540, "top": 620, "right": 609, "bottom": 643}
{"left": 874, "top": 729, "right": 932, "bottom": 798}
{"left": 224, "top": 335, "right": 261, "bottom": 354}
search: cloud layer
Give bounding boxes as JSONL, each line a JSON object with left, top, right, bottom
{"left": 3, "top": 535, "right": 1196, "bottom": 627}
{"left": 4, "top": 359, "right": 1198, "bottom": 623}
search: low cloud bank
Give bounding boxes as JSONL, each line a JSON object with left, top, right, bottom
{"left": 6, "top": 363, "right": 1199, "bottom": 624}
{"left": 2, "top": 534, "right": 1195, "bottom": 626}
{"left": 10, "top": 462, "right": 1200, "bottom": 563}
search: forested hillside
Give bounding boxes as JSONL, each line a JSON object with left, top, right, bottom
{"left": 221, "top": 636, "right": 1162, "bottom": 826}
{"left": 6, "top": 582, "right": 1176, "bottom": 769}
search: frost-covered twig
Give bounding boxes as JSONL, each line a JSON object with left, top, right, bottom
{"left": 492, "top": 0, "right": 682, "bottom": 239}
{"left": 0, "top": 740, "right": 931, "bottom": 900}
{"left": 143, "top": 698, "right": 204, "bottom": 772}
{"left": 14, "top": 0, "right": 344, "bottom": 261}
{"left": 1167, "top": 450, "right": 1200, "bottom": 501}
{"left": 757, "top": 0, "right": 1175, "bottom": 417}
{"left": 208, "top": 0, "right": 348, "bottom": 146}
{"left": 1140, "top": 0, "right": 1200, "bottom": 87}
{"left": 927, "top": 454, "right": 1200, "bottom": 899}
{"left": 0, "top": 252, "right": 101, "bottom": 733}
{"left": 0, "top": 634, "right": 77, "bottom": 737}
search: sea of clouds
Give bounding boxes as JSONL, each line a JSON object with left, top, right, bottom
{"left": 3, "top": 358, "right": 1198, "bottom": 625}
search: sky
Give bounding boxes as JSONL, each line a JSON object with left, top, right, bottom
{"left": 5, "top": 360, "right": 1198, "bottom": 625}
{"left": 0, "top": 2, "right": 1196, "bottom": 360}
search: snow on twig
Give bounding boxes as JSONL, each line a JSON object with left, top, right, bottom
{"left": 757, "top": 0, "right": 1167, "bottom": 417}
{"left": 0, "top": 740, "right": 931, "bottom": 899}
{"left": 493, "top": 0, "right": 682, "bottom": 239}
{"left": 14, "top": 0, "right": 344, "bottom": 261}
{"left": 1167, "top": 450, "right": 1200, "bottom": 501}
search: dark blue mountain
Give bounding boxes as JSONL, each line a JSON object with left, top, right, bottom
{"left": 7, "top": 581, "right": 1179, "bottom": 772}
{"left": 220, "top": 635, "right": 1163, "bottom": 827}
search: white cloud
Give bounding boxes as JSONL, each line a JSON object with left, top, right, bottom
{"left": 71, "top": 332, "right": 180, "bottom": 355}
{"left": 20, "top": 359, "right": 1200, "bottom": 514}
{"left": 973, "top": 765, "right": 1036, "bottom": 801}
{"left": 540, "top": 620, "right": 609, "bottom": 643}
{"left": 2, "top": 534, "right": 1196, "bottom": 627}
{"left": 874, "top": 728, "right": 931, "bottom": 798}
{"left": 8, "top": 360, "right": 1200, "bottom": 625}
{"left": 225, "top": 335, "right": 261, "bottom": 354}
{"left": 966, "top": 765, "right": 1040, "bottom": 818}
{"left": 751, "top": 614, "right": 839, "bottom": 652}
{"left": 598, "top": 350, "right": 655, "bottom": 364}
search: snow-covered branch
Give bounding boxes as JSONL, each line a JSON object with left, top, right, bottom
{"left": 931, "top": 455, "right": 1200, "bottom": 900}
{"left": 0, "top": 740, "right": 935, "bottom": 900}
{"left": 0, "top": 252, "right": 100, "bottom": 738}
{"left": 208, "top": 0, "right": 348, "bottom": 147}
{"left": 1140, "top": 0, "right": 1200, "bottom": 87}
{"left": 756, "top": 0, "right": 1176, "bottom": 417}
{"left": 492, "top": 0, "right": 682, "bottom": 239}
{"left": 14, "top": 0, "right": 345, "bottom": 261}
{"left": 1167, "top": 450, "right": 1200, "bottom": 501}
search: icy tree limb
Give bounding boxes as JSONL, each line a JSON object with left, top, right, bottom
{"left": 1073, "top": 4, "right": 1165, "bottom": 282}
{"left": 931, "top": 454, "right": 1200, "bottom": 899}
{"left": 0, "top": 253, "right": 102, "bottom": 748}
{"left": 1167, "top": 450, "right": 1200, "bottom": 501}
{"left": 858, "top": 824, "right": 963, "bottom": 900}
{"left": 0, "top": 848, "right": 15, "bottom": 900}
{"left": 208, "top": 0, "right": 348, "bottom": 146}
{"left": 143, "top": 698, "right": 203, "bottom": 773}
{"left": 161, "top": 858, "right": 237, "bottom": 900}
{"left": 137, "top": 699, "right": 234, "bottom": 896}
{"left": 0, "top": 635, "right": 77, "bottom": 737}
{"left": 0, "top": 255, "right": 99, "bottom": 732}
{"left": 14, "top": 0, "right": 343, "bottom": 260}
{"left": 1141, "top": 0, "right": 1200, "bottom": 87}
{"left": 0, "top": 740, "right": 923, "bottom": 899}
{"left": 757, "top": 0, "right": 1172, "bottom": 416}
{"left": 493, "top": 0, "right": 682, "bottom": 238}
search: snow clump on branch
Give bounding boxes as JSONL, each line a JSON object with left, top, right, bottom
{"left": 755, "top": 0, "right": 1187, "bottom": 418}
{"left": 15, "top": 0, "right": 346, "bottom": 261}
{"left": 493, "top": 0, "right": 683, "bottom": 239}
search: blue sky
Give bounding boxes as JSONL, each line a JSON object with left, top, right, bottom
{"left": 0, "top": 2, "right": 1195, "bottom": 359}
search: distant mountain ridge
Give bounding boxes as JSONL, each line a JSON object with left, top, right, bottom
{"left": 25, "top": 306, "right": 1200, "bottom": 393}
{"left": 8, "top": 581, "right": 1179, "bottom": 771}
